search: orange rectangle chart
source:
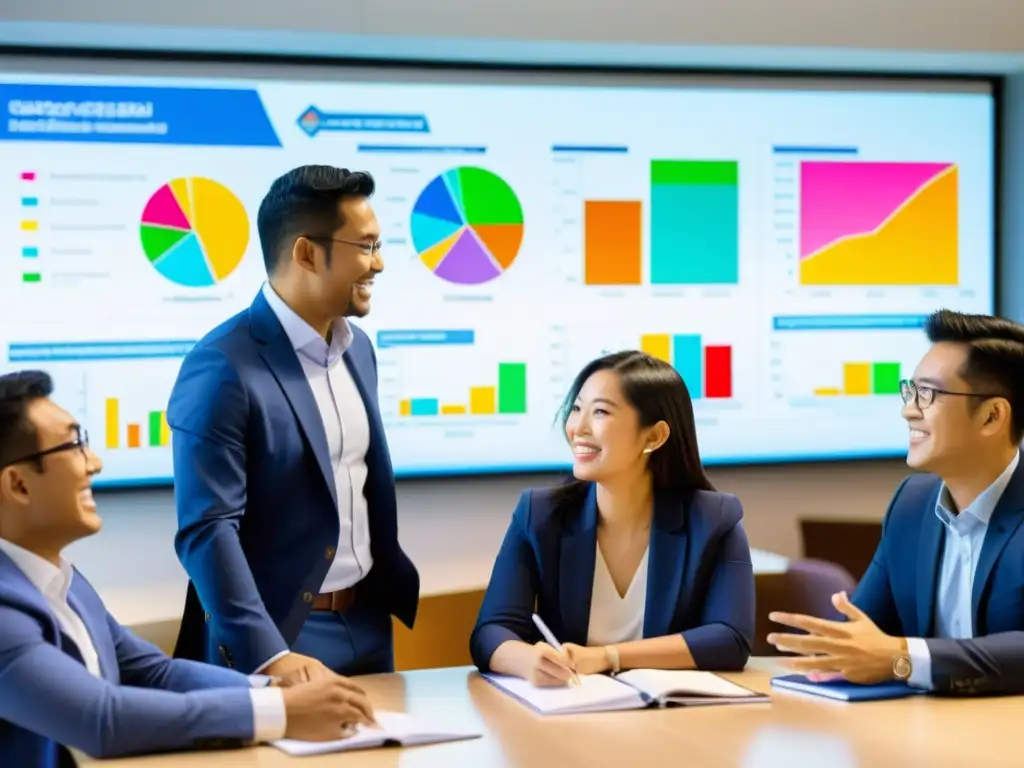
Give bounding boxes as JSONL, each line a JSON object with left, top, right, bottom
{"left": 583, "top": 200, "right": 642, "bottom": 285}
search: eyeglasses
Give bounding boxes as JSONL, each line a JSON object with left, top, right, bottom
{"left": 899, "top": 379, "right": 1003, "bottom": 410}
{"left": 0, "top": 425, "right": 90, "bottom": 471}
{"left": 303, "top": 235, "right": 382, "bottom": 257}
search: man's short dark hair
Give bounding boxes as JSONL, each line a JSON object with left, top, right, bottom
{"left": 0, "top": 370, "right": 53, "bottom": 471}
{"left": 256, "top": 165, "right": 375, "bottom": 275}
{"left": 925, "top": 309, "right": 1024, "bottom": 443}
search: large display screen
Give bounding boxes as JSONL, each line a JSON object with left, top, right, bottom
{"left": 0, "top": 58, "right": 996, "bottom": 487}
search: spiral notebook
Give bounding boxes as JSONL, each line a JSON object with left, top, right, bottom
{"left": 484, "top": 669, "right": 768, "bottom": 715}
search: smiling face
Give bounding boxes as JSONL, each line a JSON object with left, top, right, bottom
{"left": 333, "top": 196, "right": 383, "bottom": 319}
{"left": 564, "top": 369, "right": 668, "bottom": 484}
{"left": 903, "top": 341, "right": 996, "bottom": 473}
{"left": 0, "top": 397, "right": 103, "bottom": 549}
{"left": 295, "top": 195, "right": 383, "bottom": 321}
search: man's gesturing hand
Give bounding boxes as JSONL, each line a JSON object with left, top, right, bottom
{"left": 767, "top": 591, "right": 908, "bottom": 684}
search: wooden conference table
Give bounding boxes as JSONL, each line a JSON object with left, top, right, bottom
{"left": 77, "top": 658, "right": 1021, "bottom": 767}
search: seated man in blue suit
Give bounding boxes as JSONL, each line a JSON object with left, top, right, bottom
{"left": 169, "top": 165, "right": 418, "bottom": 681}
{"left": 0, "top": 371, "right": 375, "bottom": 765}
{"left": 471, "top": 351, "right": 754, "bottom": 684}
{"left": 768, "top": 310, "right": 1024, "bottom": 695}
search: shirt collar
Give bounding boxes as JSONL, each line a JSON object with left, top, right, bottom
{"left": 261, "top": 282, "right": 353, "bottom": 364}
{"left": 936, "top": 449, "right": 1020, "bottom": 527}
{"left": 0, "top": 537, "right": 74, "bottom": 602}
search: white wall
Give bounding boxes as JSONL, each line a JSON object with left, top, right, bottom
{"left": 7, "top": 0, "right": 1024, "bottom": 53}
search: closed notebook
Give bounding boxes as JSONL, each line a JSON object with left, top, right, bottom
{"left": 271, "top": 711, "right": 481, "bottom": 756}
{"left": 770, "top": 674, "right": 925, "bottom": 702}
{"left": 484, "top": 669, "right": 768, "bottom": 715}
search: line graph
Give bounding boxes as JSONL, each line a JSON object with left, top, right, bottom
{"left": 798, "top": 161, "right": 958, "bottom": 286}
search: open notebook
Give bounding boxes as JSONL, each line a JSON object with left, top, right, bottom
{"left": 271, "top": 711, "right": 481, "bottom": 756}
{"left": 484, "top": 669, "right": 768, "bottom": 715}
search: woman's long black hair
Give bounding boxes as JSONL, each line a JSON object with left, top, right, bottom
{"left": 550, "top": 350, "right": 715, "bottom": 509}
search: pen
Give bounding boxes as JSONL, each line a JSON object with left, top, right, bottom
{"left": 531, "top": 613, "right": 581, "bottom": 686}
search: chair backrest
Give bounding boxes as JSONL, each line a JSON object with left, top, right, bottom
{"left": 799, "top": 519, "right": 882, "bottom": 582}
{"left": 752, "top": 558, "right": 858, "bottom": 656}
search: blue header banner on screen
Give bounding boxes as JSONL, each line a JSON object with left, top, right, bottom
{"left": 0, "top": 83, "right": 282, "bottom": 146}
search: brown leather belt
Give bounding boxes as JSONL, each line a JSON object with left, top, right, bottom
{"left": 311, "top": 587, "right": 356, "bottom": 612}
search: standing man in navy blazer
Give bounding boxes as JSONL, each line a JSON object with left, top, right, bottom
{"left": 169, "top": 165, "right": 419, "bottom": 681}
{"left": 769, "top": 310, "right": 1024, "bottom": 695}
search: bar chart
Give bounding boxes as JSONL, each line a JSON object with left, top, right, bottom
{"left": 374, "top": 328, "right": 533, "bottom": 424}
{"left": 650, "top": 160, "right": 739, "bottom": 285}
{"left": 639, "top": 333, "right": 733, "bottom": 399}
{"left": 105, "top": 397, "right": 170, "bottom": 448}
{"left": 13, "top": 360, "right": 184, "bottom": 485}
{"left": 814, "top": 361, "right": 902, "bottom": 397}
{"left": 769, "top": 318, "right": 927, "bottom": 407}
{"left": 398, "top": 361, "right": 528, "bottom": 418}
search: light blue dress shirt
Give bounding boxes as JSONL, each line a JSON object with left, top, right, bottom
{"left": 906, "top": 451, "right": 1020, "bottom": 688}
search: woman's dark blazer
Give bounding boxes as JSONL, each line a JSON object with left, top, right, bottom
{"left": 470, "top": 482, "right": 755, "bottom": 672}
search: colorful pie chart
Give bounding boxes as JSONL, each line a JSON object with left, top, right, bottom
{"left": 139, "top": 177, "right": 250, "bottom": 287}
{"left": 410, "top": 167, "right": 524, "bottom": 285}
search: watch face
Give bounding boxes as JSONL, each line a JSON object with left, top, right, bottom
{"left": 893, "top": 655, "right": 912, "bottom": 680}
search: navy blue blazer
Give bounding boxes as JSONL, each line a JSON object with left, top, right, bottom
{"left": 926, "top": 633, "right": 1024, "bottom": 696}
{"left": 853, "top": 464, "right": 1024, "bottom": 687}
{"left": 0, "top": 551, "right": 254, "bottom": 766}
{"left": 168, "top": 291, "right": 419, "bottom": 673}
{"left": 470, "top": 483, "right": 755, "bottom": 672}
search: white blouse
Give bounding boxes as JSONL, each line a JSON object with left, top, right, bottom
{"left": 586, "top": 544, "right": 648, "bottom": 647}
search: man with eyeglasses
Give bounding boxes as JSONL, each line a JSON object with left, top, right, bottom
{"left": 168, "top": 165, "right": 418, "bottom": 682}
{"left": 768, "top": 309, "right": 1024, "bottom": 696}
{"left": 0, "top": 370, "right": 378, "bottom": 765}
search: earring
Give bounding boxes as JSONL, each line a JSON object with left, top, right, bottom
{"left": 642, "top": 447, "right": 653, "bottom": 454}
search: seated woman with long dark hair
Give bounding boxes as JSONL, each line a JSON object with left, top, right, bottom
{"left": 470, "top": 350, "right": 755, "bottom": 685}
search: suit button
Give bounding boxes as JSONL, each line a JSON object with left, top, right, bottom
{"left": 325, "top": 546, "right": 336, "bottom": 559}
{"left": 302, "top": 591, "right": 314, "bottom": 603}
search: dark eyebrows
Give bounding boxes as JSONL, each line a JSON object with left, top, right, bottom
{"left": 576, "top": 397, "right": 619, "bottom": 408}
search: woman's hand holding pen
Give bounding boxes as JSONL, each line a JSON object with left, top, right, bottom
{"left": 524, "top": 641, "right": 578, "bottom": 687}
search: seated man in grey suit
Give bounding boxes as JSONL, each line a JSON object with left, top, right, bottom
{"left": 0, "top": 370, "right": 376, "bottom": 765}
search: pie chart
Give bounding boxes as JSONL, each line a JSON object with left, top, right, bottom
{"left": 139, "top": 177, "right": 250, "bottom": 287}
{"left": 410, "top": 166, "right": 524, "bottom": 285}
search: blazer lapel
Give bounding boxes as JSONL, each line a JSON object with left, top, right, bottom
{"left": 972, "top": 465, "right": 1024, "bottom": 630}
{"left": 559, "top": 485, "right": 598, "bottom": 645}
{"left": 644, "top": 491, "right": 688, "bottom": 638}
{"left": 250, "top": 293, "right": 337, "bottom": 508}
{"left": 916, "top": 490, "right": 945, "bottom": 636}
